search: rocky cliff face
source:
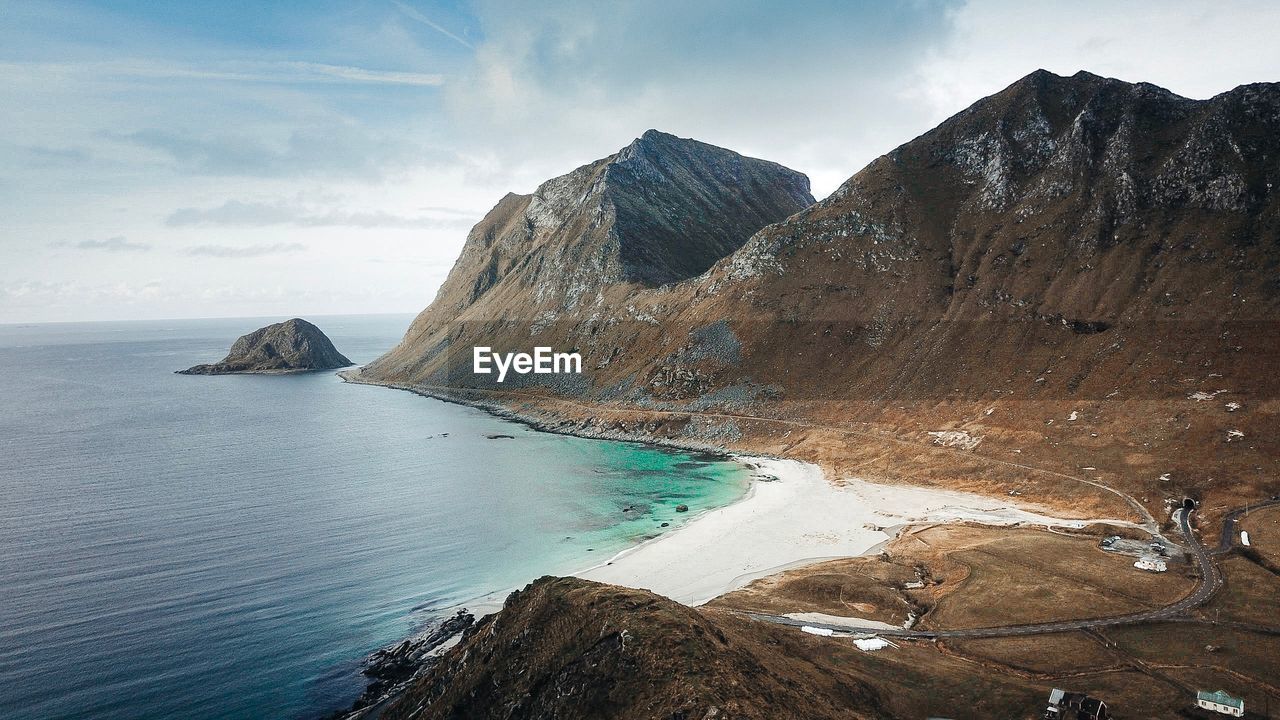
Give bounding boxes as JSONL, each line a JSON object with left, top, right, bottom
{"left": 179, "top": 318, "right": 352, "bottom": 374}
{"left": 362, "top": 130, "right": 813, "bottom": 387}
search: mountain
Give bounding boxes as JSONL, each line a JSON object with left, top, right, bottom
{"left": 702, "top": 68, "right": 1280, "bottom": 404}
{"left": 178, "top": 318, "right": 352, "bottom": 374}
{"left": 361, "top": 70, "right": 1280, "bottom": 522}
{"left": 362, "top": 130, "right": 814, "bottom": 387}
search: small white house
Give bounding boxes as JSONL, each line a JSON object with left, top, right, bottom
{"left": 1196, "top": 689, "right": 1244, "bottom": 717}
{"left": 1241, "top": 531, "right": 1251, "bottom": 547}
{"left": 1135, "top": 556, "right": 1167, "bottom": 572}
{"left": 800, "top": 625, "right": 834, "bottom": 637}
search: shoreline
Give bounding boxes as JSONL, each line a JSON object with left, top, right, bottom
{"left": 336, "top": 369, "right": 742, "bottom": 457}
{"left": 339, "top": 370, "right": 1143, "bottom": 612}
{"left": 459, "top": 454, "right": 1142, "bottom": 617}
{"left": 426, "top": 453, "right": 763, "bottom": 619}
{"left": 574, "top": 455, "right": 1140, "bottom": 606}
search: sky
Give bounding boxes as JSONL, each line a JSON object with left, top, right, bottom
{"left": 2, "top": 0, "right": 1278, "bottom": 323}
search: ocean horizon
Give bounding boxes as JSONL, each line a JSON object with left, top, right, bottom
{"left": 0, "top": 314, "right": 749, "bottom": 719}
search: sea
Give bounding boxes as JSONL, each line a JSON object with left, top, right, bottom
{"left": 0, "top": 315, "right": 750, "bottom": 720}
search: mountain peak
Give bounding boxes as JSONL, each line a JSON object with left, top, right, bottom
{"left": 362, "top": 133, "right": 813, "bottom": 384}
{"left": 615, "top": 129, "right": 704, "bottom": 166}
{"left": 603, "top": 132, "right": 814, "bottom": 286}
{"left": 637, "top": 128, "right": 677, "bottom": 143}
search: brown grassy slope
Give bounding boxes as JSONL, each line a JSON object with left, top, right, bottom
{"left": 1238, "top": 504, "right": 1280, "bottom": 565}
{"left": 711, "top": 523, "right": 1280, "bottom": 718}
{"left": 710, "top": 524, "right": 1196, "bottom": 630}
{"left": 378, "top": 576, "right": 1074, "bottom": 720}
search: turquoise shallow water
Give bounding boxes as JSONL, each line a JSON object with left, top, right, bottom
{"left": 0, "top": 315, "right": 749, "bottom": 720}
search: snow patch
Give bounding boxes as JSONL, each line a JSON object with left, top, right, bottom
{"left": 928, "top": 430, "right": 983, "bottom": 451}
{"left": 853, "top": 637, "right": 892, "bottom": 652}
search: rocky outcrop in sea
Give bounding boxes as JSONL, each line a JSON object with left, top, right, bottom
{"left": 178, "top": 318, "right": 353, "bottom": 375}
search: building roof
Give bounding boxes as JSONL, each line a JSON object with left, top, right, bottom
{"left": 1197, "top": 690, "right": 1244, "bottom": 709}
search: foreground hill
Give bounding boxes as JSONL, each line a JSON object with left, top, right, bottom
{"left": 358, "top": 530, "right": 1280, "bottom": 720}
{"left": 376, "top": 578, "right": 886, "bottom": 720}
{"left": 360, "top": 70, "right": 1280, "bottom": 523}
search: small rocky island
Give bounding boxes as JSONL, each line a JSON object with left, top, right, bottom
{"left": 177, "top": 318, "right": 353, "bottom": 375}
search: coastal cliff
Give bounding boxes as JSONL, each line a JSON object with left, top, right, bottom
{"left": 179, "top": 318, "right": 352, "bottom": 375}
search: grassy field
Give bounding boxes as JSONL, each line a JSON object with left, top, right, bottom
{"left": 1239, "top": 504, "right": 1280, "bottom": 566}
{"left": 947, "top": 632, "right": 1116, "bottom": 675}
{"left": 705, "top": 555, "right": 920, "bottom": 625}
{"left": 1105, "top": 623, "right": 1280, "bottom": 693}
{"left": 707, "top": 520, "right": 1280, "bottom": 718}
{"left": 1199, "top": 555, "right": 1280, "bottom": 623}
{"left": 765, "top": 632, "right": 1046, "bottom": 719}
{"left": 714, "top": 524, "right": 1196, "bottom": 630}
{"left": 925, "top": 526, "right": 1196, "bottom": 628}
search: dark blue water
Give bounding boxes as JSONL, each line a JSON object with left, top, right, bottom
{"left": 0, "top": 315, "right": 748, "bottom": 720}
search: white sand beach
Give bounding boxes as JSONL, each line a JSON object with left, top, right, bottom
{"left": 576, "top": 456, "right": 1134, "bottom": 606}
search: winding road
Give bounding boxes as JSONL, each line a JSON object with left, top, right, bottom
{"left": 744, "top": 503, "right": 1233, "bottom": 640}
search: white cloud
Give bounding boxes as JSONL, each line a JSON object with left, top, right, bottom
{"left": 0, "top": 59, "right": 444, "bottom": 87}
{"left": 165, "top": 199, "right": 476, "bottom": 229}
{"left": 445, "top": 0, "right": 961, "bottom": 197}
{"left": 50, "top": 236, "right": 152, "bottom": 252}
{"left": 102, "top": 125, "right": 456, "bottom": 180}
{"left": 185, "top": 243, "right": 308, "bottom": 258}
{"left": 909, "top": 0, "right": 1280, "bottom": 120}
